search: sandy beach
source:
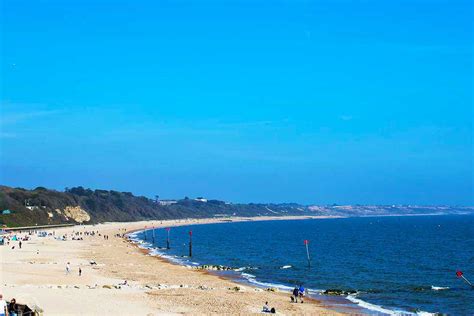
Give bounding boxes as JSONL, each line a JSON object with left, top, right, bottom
{"left": 1, "top": 216, "right": 348, "bottom": 315}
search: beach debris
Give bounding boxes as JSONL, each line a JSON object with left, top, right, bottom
{"left": 266, "top": 287, "right": 278, "bottom": 292}
{"left": 102, "top": 285, "right": 113, "bottom": 289}
{"left": 254, "top": 288, "right": 263, "bottom": 292}
{"left": 229, "top": 286, "right": 241, "bottom": 292}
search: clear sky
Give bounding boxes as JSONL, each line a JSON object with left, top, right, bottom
{"left": 1, "top": 0, "right": 472, "bottom": 205}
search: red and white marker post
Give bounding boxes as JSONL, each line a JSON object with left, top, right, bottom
{"left": 456, "top": 271, "right": 473, "bottom": 287}
{"left": 304, "top": 240, "right": 311, "bottom": 267}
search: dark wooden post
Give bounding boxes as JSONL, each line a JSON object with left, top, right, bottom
{"left": 189, "top": 230, "right": 193, "bottom": 257}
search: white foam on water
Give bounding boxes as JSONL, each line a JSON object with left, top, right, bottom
{"left": 240, "top": 273, "right": 301, "bottom": 292}
{"left": 280, "top": 265, "right": 292, "bottom": 269}
{"left": 431, "top": 285, "right": 449, "bottom": 291}
{"left": 234, "top": 266, "right": 258, "bottom": 272}
{"left": 346, "top": 295, "right": 434, "bottom": 316}
{"left": 347, "top": 295, "right": 400, "bottom": 315}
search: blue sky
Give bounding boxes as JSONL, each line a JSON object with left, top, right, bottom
{"left": 1, "top": 0, "right": 472, "bottom": 205}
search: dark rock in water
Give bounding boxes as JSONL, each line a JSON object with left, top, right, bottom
{"left": 413, "top": 286, "right": 428, "bottom": 292}
{"left": 195, "top": 264, "right": 234, "bottom": 271}
{"left": 323, "top": 289, "right": 357, "bottom": 296}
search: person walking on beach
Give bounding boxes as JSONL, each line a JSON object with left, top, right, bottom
{"left": 66, "top": 262, "right": 70, "bottom": 275}
{"left": 18, "top": 241, "right": 22, "bottom": 249}
{"left": 79, "top": 267, "right": 82, "bottom": 276}
{"left": 298, "top": 285, "right": 305, "bottom": 303}
{"left": 292, "top": 286, "right": 299, "bottom": 303}
{"left": 0, "top": 294, "right": 8, "bottom": 316}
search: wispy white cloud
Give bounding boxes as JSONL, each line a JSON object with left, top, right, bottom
{"left": 0, "top": 132, "right": 17, "bottom": 139}
{"left": 340, "top": 115, "right": 353, "bottom": 121}
{"left": 0, "top": 109, "right": 62, "bottom": 126}
{"left": 217, "top": 119, "right": 288, "bottom": 128}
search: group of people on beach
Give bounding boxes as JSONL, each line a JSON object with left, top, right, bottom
{"left": 260, "top": 285, "right": 305, "bottom": 313}
{"left": 0, "top": 294, "right": 20, "bottom": 316}
{"left": 291, "top": 285, "right": 305, "bottom": 303}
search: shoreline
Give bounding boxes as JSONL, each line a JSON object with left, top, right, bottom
{"left": 0, "top": 215, "right": 350, "bottom": 315}
{"left": 126, "top": 216, "right": 391, "bottom": 316}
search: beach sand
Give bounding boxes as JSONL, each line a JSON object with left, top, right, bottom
{"left": 1, "top": 216, "right": 348, "bottom": 315}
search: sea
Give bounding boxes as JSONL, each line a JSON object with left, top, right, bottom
{"left": 129, "top": 215, "right": 474, "bottom": 315}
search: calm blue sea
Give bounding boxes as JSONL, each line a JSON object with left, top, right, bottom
{"left": 131, "top": 215, "right": 474, "bottom": 315}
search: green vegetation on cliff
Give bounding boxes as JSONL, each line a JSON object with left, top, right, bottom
{"left": 1, "top": 185, "right": 472, "bottom": 228}
{"left": 0, "top": 185, "right": 313, "bottom": 227}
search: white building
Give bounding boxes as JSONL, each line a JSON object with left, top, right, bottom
{"left": 158, "top": 200, "right": 177, "bottom": 206}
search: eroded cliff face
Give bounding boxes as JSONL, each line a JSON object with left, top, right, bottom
{"left": 62, "top": 206, "right": 91, "bottom": 223}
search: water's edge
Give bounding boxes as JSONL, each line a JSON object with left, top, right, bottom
{"left": 125, "top": 218, "right": 438, "bottom": 316}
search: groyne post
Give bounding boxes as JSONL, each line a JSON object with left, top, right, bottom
{"left": 189, "top": 230, "right": 193, "bottom": 257}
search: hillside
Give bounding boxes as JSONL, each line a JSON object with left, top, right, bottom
{"left": 0, "top": 185, "right": 315, "bottom": 227}
{"left": 0, "top": 185, "right": 472, "bottom": 228}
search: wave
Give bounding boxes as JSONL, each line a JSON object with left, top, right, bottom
{"left": 431, "top": 286, "right": 449, "bottom": 291}
{"left": 234, "top": 266, "right": 259, "bottom": 272}
{"left": 347, "top": 295, "right": 434, "bottom": 316}
{"left": 280, "top": 265, "right": 292, "bottom": 269}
